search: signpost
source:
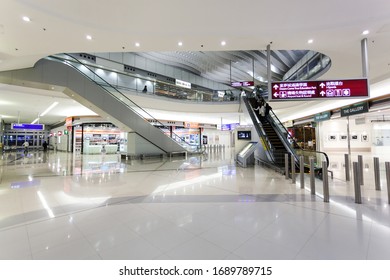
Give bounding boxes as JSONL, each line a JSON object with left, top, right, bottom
{"left": 271, "top": 78, "right": 368, "bottom": 100}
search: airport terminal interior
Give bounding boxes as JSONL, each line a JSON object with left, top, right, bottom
{"left": 1, "top": 1, "right": 390, "bottom": 260}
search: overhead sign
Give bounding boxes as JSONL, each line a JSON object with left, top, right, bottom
{"left": 340, "top": 102, "right": 369, "bottom": 117}
{"left": 220, "top": 123, "right": 240, "bottom": 131}
{"left": 231, "top": 81, "right": 254, "bottom": 87}
{"left": 175, "top": 79, "right": 191, "bottom": 89}
{"left": 271, "top": 78, "right": 368, "bottom": 100}
{"left": 314, "top": 111, "right": 331, "bottom": 122}
{"left": 11, "top": 123, "right": 45, "bottom": 130}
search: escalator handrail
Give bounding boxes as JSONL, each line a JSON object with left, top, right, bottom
{"left": 49, "top": 54, "right": 194, "bottom": 150}
{"left": 267, "top": 108, "right": 329, "bottom": 168}
{"left": 243, "top": 97, "right": 280, "bottom": 166}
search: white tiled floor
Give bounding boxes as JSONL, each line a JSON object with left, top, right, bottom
{"left": 0, "top": 148, "right": 390, "bottom": 260}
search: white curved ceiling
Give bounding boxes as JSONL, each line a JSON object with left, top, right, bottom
{"left": 1, "top": 0, "right": 390, "bottom": 124}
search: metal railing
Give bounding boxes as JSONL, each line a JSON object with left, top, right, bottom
{"left": 267, "top": 108, "right": 329, "bottom": 170}
{"left": 47, "top": 54, "right": 201, "bottom": 153}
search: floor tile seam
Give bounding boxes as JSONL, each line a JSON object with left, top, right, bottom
{"left": 29, "top": 232, "right": 92, "bottom": 260}
{"left": 365, "top": 221, "right": 374, "bottom": 260}
{"left": 292, "top": 211, "right": 330, "bottom": 260}
{"left": 173, "top": 234, "right": 235, "bottom": 257}
{"left": 197, "top": 227, "right": 257, "bottom": 254}
{"left": 280, "top": 199, "right": 378, "bottom": 226}
{"left": 232, "top": 234, "right": 297, "bottom": 259}
{"left": 19, "top": 224, "right": 34, "bottom": 260}
{"left": 143, "top": 233, "right": 198, "bottom": 256}
{"left": 29, "top": 231, "right": 87, "bottom": 258}
{"left": 0, "top": 199, "right": 133, "bottom": 234}
{"left": 116, "top": 231, "right": 167, "bottom": 258}
{"left": 75, "top": 223, "right": 134, "bottom": 260}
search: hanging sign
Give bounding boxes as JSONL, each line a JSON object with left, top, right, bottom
{"left": 271, "top": 78, "right": 368, "bottom": 100}
{"left": 340, "top": 102, "right": 369, "bottom": 117}
{"left": 314, "top": 111, "right": 331, "bottom": 122}
{"left": 11, "top": 123, "right": 45, "bottom": 130}
{"left": 231, "top": 81, "right": 254, "bottom": 87}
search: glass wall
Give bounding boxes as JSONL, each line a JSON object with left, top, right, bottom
{"left": 81, "top": 123, "right": 121, "bottom": 154}
{"left": 2, "top": 129, "right": 47, "bottom": 150}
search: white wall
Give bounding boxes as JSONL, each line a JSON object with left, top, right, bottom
{"left": 49, "top": 125, "right": 71, "bottom": 152}
{"left": 202, "top": 129, "right": 232, "bottom": 147}
{"left": 318, "top": 118, "right": 371, "bottom": 152}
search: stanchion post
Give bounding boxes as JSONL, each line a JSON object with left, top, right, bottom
{"left": 358, "top": 155, "right": 364, "bottom": 185}
{"left": 300, "top": 155, "right": 304, "bottom": 189}
{"left": 285, "top": 154, "right": 289, "bottom": 179}
{"left": 374, "top": 157, "right": 381, "bottom": 191}
{"left": 322, "top": 161, "right": 329, "bottom": 202}
{"left": 386, "top": 162, "right": 390, "bottom": 204}
{"left": 344, "top": 154, "right": 350, "bottom": 181}
{"left": 353, "top": 162, "right": 362, "bottom": 204}
{"left": 310, "top": 157, "right": 315, "bottom": 195}
{"left": 291, "top": 155, "right": 296, "bottom": 184}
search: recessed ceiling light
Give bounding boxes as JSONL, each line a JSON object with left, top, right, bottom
{"left": 22, "top": 16, "right": 31, "bottom": 22}
{"left": 221, "top": 41, "right": 226, "bottom": 46}
{"left": 362, "top": 30, "right": 370, "bottom": 35}
{"left": 135, "top": 42, "right": 140, "bottom": 47}
{"left": 308, "top": 39, "right": 314, "bottom": 44}
{"left": 178, "top": 41, "right": 183, "bottom": 46}
{"left": 86, "top": 35, "right": 92, "bottom": 40}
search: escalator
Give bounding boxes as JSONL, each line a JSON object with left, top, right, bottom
{"left": 244, "top": 97, "right": 329, "bottom": 177}
{"left": 0, "top": 54, "right": 197, "bottom": 155}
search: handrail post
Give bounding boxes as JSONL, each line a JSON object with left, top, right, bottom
{"left": 353, "top": 162, "right": 362, "bottom": 204}
{"left": 310, "top": 157, "right": 315, "bottom": 195}
{"left": 285, "top": 154, "right": 289, "bottom": 179}
{"left": 386, "top": 162, "right": 390, "bottom": 204}
{"left": 358, "top": 155, "right": 364, "bottom": 185}
{"left": 344, "top": 154, "right": 350, "bottom": 181}
{"left": 291, "top": 154, "right": 296, "bottom": 184}
{"left": 374, "top": 157, "right": 381, "bottom": 191}
{"left": 322, "top": 161, "right": 329, "bottom": 202}
{"left": 300, "top": 155, "right": 304, "bottom": 189}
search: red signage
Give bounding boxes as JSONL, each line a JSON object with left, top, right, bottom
{"left": 231, "top": 81, "right": 254, "bottom": 87}
{"left": 271, "top": 78, "right": 368, "bottom": 100}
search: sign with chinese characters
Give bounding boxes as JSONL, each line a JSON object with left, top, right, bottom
{"left": 271, "top": 78, "right": 368, "bottom": 100}
{"left": 231, "top": 81, "right": 254, "bottom": 87}
{"left": 340, "top": 102, "right": 369, "bottom": 117}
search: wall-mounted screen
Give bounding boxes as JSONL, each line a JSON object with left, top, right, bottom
{"left": 237, "top": 131, "right": 251, "bottom": 140}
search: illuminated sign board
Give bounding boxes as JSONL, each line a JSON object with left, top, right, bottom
{"left": 271, "top": 78, "right": 368, "bottom": 100}
{"left": 220, "top": 123, "right": 240, "bottom": 131}
{"left": 231, "top": 81, "right": 254, "bottom": 87}
{"left": 175, "top": 79, "right": 191, "bottom": 89}
{"left": 341, "top": 102, "right": 369, "bottom": 117}
{"left": 11, "top": 123, "right": 45, "bottom": 130}
{"left": 217, "top": 91, "right": 225, "bottom": 97}
{"left": 314, "top": 111, "right": 331, "bottom": 122}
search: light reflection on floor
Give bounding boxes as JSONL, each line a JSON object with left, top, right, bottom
{"left": 0, "top": 148, "right": 389, "bottom": 260}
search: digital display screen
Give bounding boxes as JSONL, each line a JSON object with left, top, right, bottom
{"left": 237, "top": 131, "right": 251, "bottom": 140}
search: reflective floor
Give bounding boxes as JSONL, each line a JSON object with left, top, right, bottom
{"left": 0, "top": 148, "right": 390, "bottom": 260}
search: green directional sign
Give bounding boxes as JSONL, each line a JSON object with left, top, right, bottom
{"left": 341, "top": 102, "right": 369, "bottom": 117}
{"left": 314, "top": 111, "right": 331, "bottom": 122}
